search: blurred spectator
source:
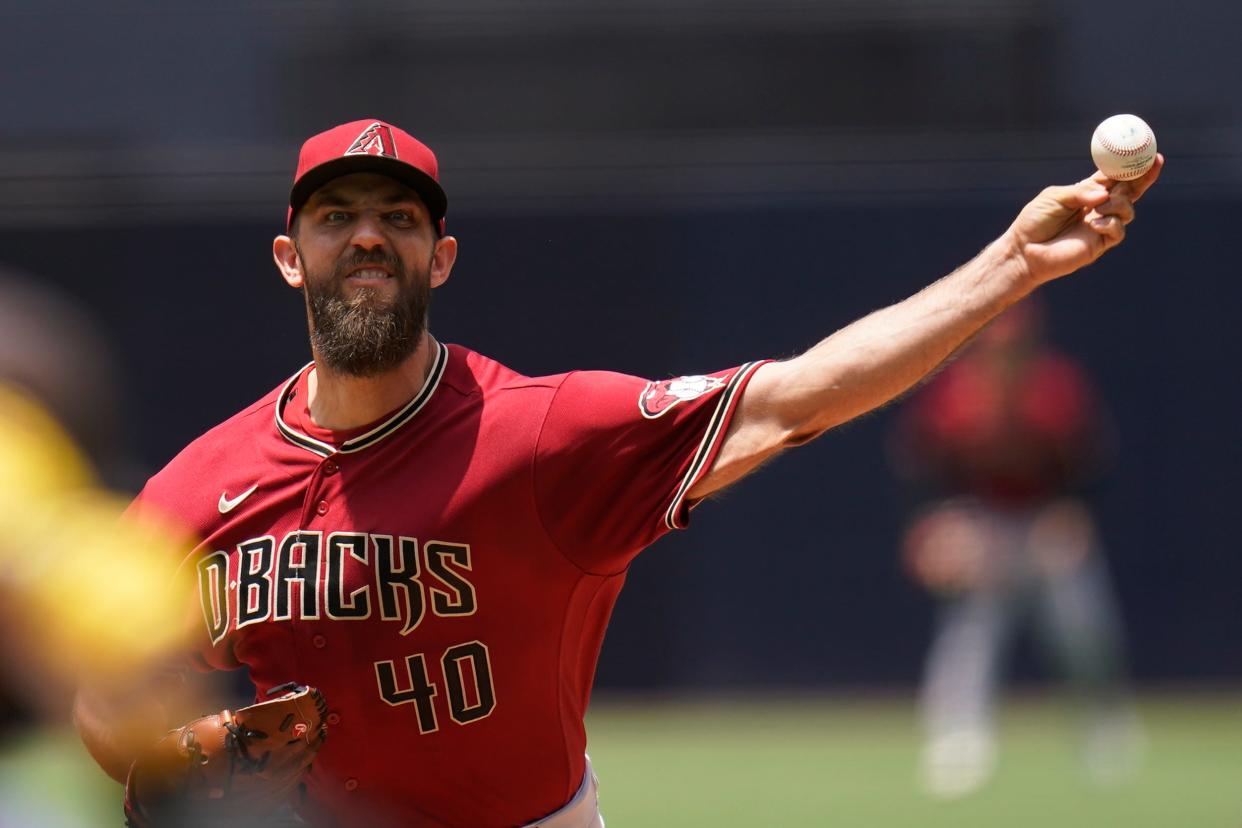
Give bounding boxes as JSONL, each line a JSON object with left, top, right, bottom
{"left": 889, "top": 299, "right": 1141, "bottom": 797}
{"left": 0, "top": 270, "right": 137, "bottom": 489}
{"left": 0, "top": 268, "right": 194, "bottom": 826}
{"left": 0, "top": 268, "right": 125, "bottom": 731}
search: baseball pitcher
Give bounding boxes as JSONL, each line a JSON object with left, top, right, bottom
{"left": 73, "top": 119, "right": 1161, "bottom": 827}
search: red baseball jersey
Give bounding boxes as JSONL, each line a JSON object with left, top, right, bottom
{"left": 898, "top": 349, "right": 1104, "bottom": 503}
{"left": 132, "top": 341, "right": 765, "bottom": 828}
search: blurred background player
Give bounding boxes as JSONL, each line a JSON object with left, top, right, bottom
{"left": 889, "top": 299, "right": 1142, "bottom": 798}
{"left": 0, "top": 267, "right": 193, "bottom": 826}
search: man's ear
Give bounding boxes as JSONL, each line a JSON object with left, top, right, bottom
{"left": 430, "top": 235, "right": 458, "bottom": 289}
{"left": 273, "top": 235, "right": 304, "bottom": 288}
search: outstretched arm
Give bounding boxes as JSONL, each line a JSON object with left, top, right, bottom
{"left": 688, "top": 158, "right": 1162, "bottom": 500}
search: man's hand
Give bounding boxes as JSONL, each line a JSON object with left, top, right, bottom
{"left": 124, "top": 684, "right": 328, "bottom": 828}
{"left": 1006, "top": 155, "right": 1164, "bottom": 286}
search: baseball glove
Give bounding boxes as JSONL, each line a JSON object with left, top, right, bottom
{"left": 123, "top": 682, "right": 328, "bottom": 828}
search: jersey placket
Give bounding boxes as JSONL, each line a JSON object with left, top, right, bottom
{"left": 281, "top": 452, "right": 358, "bottom": 799}
{"left": 289, "top": 454, "right": 345, "bottom": 657}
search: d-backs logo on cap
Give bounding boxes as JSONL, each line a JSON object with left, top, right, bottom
{"left": 639, "top": 375, "right": 726, "bottom": 419}
{"left": 345, "top": 122, "right": 399, "bottom": 159}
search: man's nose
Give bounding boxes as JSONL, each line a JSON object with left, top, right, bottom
{"left": 348, "top": 213, "right": 387, "bottom": 250}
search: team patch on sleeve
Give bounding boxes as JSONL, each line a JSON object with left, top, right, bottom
{"left": 639, "top": 375, "right": 727, "bottom": 419}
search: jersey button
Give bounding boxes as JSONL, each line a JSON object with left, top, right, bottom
{"left": 312, "top": 634, "right": 327, "bottom": 649}
{"left": 315, "top": 500, "right": 329, "bottom": 515}
{"left": 327, "top": 712, "right": 341, "bottom": 725}
{"left": 323, "top": 461, "right": 338, "bottom": 476}
{"left": 344, "top": 778, "right": 359, "bottom": 792}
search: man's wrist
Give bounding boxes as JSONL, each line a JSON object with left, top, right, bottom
{"left": 987, "top": 230, "right": 1039, "bottom": 295}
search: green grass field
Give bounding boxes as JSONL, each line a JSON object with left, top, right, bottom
{"left": 586, "top": 691, "right": 1242, "bottom": 827}
{"left": 3, "top": 691, "right": 1238, "bottom": 825}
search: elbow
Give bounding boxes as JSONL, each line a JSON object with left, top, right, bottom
{"left": 774, "top": 398, "right": 847, "bottom": 448}
{"left": 764, "top": 364, "right": 853, "bottom": 448}
{"left": 781, "top": 419, "right": 836, "bottom": 448}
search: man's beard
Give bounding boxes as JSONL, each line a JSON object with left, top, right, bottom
{"left": 303, "top": 248, "right": 432, "bottom": 377}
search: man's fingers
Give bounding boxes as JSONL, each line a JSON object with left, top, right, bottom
{"left": 1090, "top": 153, "right": 1164, "bottom": 202}
{"left": 1089, "top": 169, "right": 1113, "bottom": 187}
{"left": 1054, "top": 179, "right": 1112, "bottom": 211}
{"left": 1083, "top": 153, "right": 1161, "bottom": 229}
{"left": 1093, "top": 195, "right": 1137, "bottom": 225}
{"left": 1126, "top": 153, "right": 1164, "bottom": 202}
{"left": 1089, "top": 214, "right": 1126, "bottom": 247}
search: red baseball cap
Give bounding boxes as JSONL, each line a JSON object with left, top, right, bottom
{"left": 287, "top": 118, "right": 448, "bottom": 234}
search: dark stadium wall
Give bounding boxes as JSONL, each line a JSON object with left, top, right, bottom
{"left": 1, "top": 195, "right": 1237, "bottom": 686}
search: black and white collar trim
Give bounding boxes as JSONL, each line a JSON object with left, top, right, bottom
{"left": 275, "top": 340, "right": 449, "bottom": 458}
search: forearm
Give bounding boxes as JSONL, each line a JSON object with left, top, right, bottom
{"left": 771, "top": 233, "right": 1031, "bottom": 440}
{"left": 74, "top": 685, "right": 170, "bottom": 782}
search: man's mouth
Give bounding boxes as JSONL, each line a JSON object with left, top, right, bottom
{"left": 345, "top": 267, "right": 395, "bottom": 283}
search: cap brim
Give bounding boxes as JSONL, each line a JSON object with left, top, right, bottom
{"left": 289, "top": 155, "right": 447, "bottom": 226}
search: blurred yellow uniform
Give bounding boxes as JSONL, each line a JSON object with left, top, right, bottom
{"left": 0, "top": 382, "right": 192, "bottom": 682}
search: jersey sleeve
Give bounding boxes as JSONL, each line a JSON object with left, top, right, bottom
{"left": 533, "top": 361, "right": 767, "bottom": 574}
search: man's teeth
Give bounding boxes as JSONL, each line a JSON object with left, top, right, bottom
{"left": 350, "top": 269, "right": 391, "bottom": 279}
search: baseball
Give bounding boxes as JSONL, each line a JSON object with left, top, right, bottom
{"left": 1090, "top": 114, "right": 1157, "bottom": 181}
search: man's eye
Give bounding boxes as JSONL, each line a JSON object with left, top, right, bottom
{"left": 387, "top": 211, "right": 412, "bottom": 223}
{"left": 325, "top": 211, "right": 349, "bottom": 223}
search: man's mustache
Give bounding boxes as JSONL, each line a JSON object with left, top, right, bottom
{"left": 332, "top": 250, "right": 404, "bottom": 280}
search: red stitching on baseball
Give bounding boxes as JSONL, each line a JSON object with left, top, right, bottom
{"left": 1099, "top": 127, "right": 1153, "bottom": 157}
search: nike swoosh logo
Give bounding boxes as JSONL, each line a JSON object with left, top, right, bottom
{"left": 218, "top": 484, "right": 258, "bottom": 514}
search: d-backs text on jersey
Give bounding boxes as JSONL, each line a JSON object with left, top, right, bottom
{"left": 197, "top": 530, "right": 477, "bottom": 644}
